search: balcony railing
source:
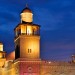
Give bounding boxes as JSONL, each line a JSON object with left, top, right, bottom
{"left": 15, "top": 33, "right": 40, "bottom": 39}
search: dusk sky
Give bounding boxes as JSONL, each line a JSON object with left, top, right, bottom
{"left": 0, "top": 0, "right": 75, "bottom": 61}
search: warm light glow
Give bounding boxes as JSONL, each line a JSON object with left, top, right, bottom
{"left": 27, "top": 26, "right": 32, "bottom": 35}
{"left": 0, "top": 44, "right": 3, "bottom": 51}
{"left": 20, "top": 36, "right": 40, "bottom": 59}
{"left": 21, "top": 25, "right": 26, "bottom": 34}
{"left": 21, "top": 13, "right": 33, "bottom": 22}
{"left": 0, "top": 53, "right": 2, "bottom": 58}
{"left": 0, "top": 59, "right": 6, "bottom": 67}
{"left": 49, "top": 62, "right": 51, "bottom": 64}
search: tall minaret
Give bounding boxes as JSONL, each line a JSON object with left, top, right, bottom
{"left": 14, "top": 5, "right": 40, "bottom": 60}
{"left": 0, "top": 42, "right": 6, "bottom": 67}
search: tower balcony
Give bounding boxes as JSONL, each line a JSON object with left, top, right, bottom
{"left": 14, "top": 23, "right": 40, "bottom": 38}
{"left": 15, "top": 33, "right": 40, "bottom": 39}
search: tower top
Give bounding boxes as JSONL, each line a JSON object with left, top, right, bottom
{"left": 21, "top": 4, "right": 33, "bottom": 23}
{"left": 21, "top": 4, "right": 32, "bottom": 13}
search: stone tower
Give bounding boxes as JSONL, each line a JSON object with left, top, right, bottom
{"left": 14, "top": 5, "right": 40, "bottom": 60}
{"left": 14, "top": 5, "right": 41, "bottom": 75}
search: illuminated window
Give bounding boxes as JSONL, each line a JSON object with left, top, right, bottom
{"left": 27, "top": 26, "right": 32, "bottom": 35}
{"left": 27, "top": 30, "right": 29, "bottom": 35}
{"left": 30, "top": 49, "right": 31, "bottom": 53}
{"left": 28, "top": 49, "right": 31, "bottom": 53}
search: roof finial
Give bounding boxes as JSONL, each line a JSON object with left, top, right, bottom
{"left": 26, "top": 3, "right": 28, "bottom": 8}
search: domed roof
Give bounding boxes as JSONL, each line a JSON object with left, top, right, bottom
{"left": 0, "top": 42, "right": 3, "bottom": 45}
{"left": 21, "top": 4, "right": 32, "bottom": 13}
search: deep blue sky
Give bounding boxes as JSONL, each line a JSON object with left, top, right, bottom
{"left": 0, "top": 0, "right": 75, "bottom": 61}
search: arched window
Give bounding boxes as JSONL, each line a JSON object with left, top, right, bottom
{"left": 28, "top": 49, "right": 32, "bottom": 53}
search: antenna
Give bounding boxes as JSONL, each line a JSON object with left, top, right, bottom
{"left": 26, "top": 3, "right": 28, "bottom": 8}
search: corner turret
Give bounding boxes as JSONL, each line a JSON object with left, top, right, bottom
{"left": 0, "top": 42, "right": 6, "bottom": 68}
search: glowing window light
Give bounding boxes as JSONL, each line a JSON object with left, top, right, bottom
{"left": 49, "top": 62, "right": 51, "bottom": 64}
{"left": 0, "top": 44, "right": 3, "bottom": 51}
{"left": 27, "top": 26, "right": 32, "bottom": 35}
